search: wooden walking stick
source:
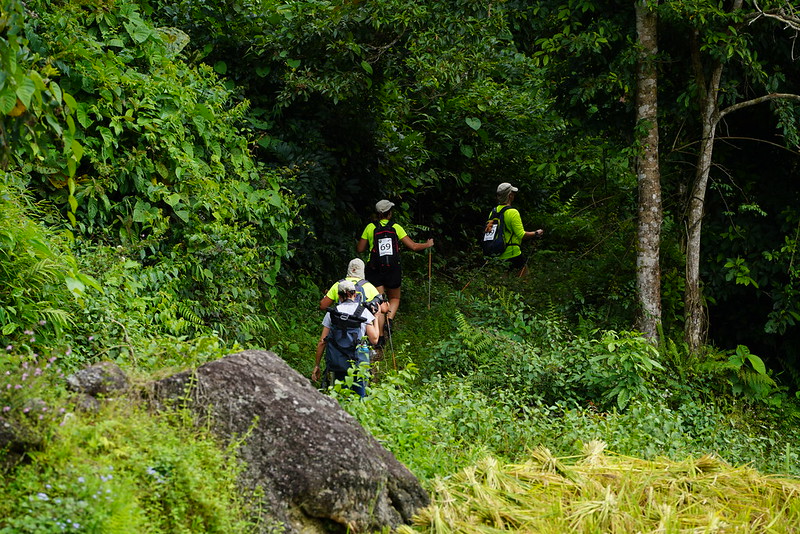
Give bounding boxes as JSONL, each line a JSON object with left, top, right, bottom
{"left": 428, "top": 248, "right": 432, "bottom": 309}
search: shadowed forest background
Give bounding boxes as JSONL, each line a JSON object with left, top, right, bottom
{"left": 3, "top": 0, "right": 800, "bottom": 531}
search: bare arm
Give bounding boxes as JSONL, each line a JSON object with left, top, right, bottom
{"left": 312, "top": 326, "right": 330, "bottom": 382}
{"left": 365, "top": 321, "right": 379, "bottom": 346}
{"left": 356, "top": 238, "right": 368, "bottom": 253}
{"left": 400, "top": 235, "right": 434, "bottom": 252}
{"left": 319, "top": 295, "right": 334, "bottom": 311}
{"left": 522, "top": 229, "right": 544, "bottom": 240}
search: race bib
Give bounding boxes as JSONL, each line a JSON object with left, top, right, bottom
{"left": 483, "top": 224, "right": 497, "bottom": 241}
{"left": 378, "top": 237, "right": 393, "bottom": 257}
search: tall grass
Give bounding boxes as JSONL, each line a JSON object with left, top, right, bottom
{"left": 398, "top": 442, "right": 800, "bottom": 533}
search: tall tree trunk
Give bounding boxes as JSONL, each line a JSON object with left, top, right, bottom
{"left": 684, "top": 25, "right": 724, "bottom": 353}
{"left": 684, "top": 103, "right": 717, "bottom": 352}
{"left": 634, "top": 1, "right": 661, "bottom": 341}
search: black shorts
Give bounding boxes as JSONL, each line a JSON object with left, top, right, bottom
{"left": 365, "top": 264, "right": 402, "bottom": 290}
{"left": 508, "top": 254, "right": 527, "bottom": 270}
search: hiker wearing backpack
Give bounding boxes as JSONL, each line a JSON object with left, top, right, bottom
{"left": 356, "top": 199, "right": 433, "bottom": 332}
{"left": 486, "top": 182, "right": 544, "bottom": 276}
{"left": 313, "top": 280, "right": 380, "bottom": 397}
{"left": 319, "top": 258, "right": 389, "bottom": 340}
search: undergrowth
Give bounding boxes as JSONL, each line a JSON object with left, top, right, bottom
{"left": 0, "top": 398, "right": 258, "bottom": 533}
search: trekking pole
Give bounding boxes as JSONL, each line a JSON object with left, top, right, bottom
{"left": 427, "top": 248, "right": 432, "bottom": 310}
{"left": 386, "top": 314, "right": 396, "bottom": 370}
{"left": 518, "top": 255, "right": 530, "bottom": 278}
{"left": 518, "top": 235, "right": 541, "bottom": 277}
{"left": 460, "top": 260, "right": 489, "bottom": 292}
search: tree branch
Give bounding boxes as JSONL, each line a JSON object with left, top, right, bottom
{"left": 749, "top": 0, "right": 800, "bottom": 31}
{"left": 718, "top": 93, "right": 800, "bottom": 121}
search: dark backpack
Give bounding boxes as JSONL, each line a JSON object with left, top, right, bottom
{"left": 481, "top": 206, "right": 510, "bottom": 257}
{"left": 325, "top": 303, "right": 368, "bottom": 373}
{"left": 335, "top": 279, "right": 380, "bottom": 313}
{"left": 369, "top": 221, "right": 400, "bottom": 271}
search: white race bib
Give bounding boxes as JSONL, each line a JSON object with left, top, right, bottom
{"left": 378, "top": 237, "right": 393, "bottom": 257}
{"left": 483, "top": 224, "right": 497, "bottom": 241}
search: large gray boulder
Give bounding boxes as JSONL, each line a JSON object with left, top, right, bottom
{"left": 150, "top": 349, "right": 428, "bottom": 533}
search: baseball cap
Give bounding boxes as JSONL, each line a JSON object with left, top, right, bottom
{"left": 347, "top": 258, "right": 365, "bottom": 279}
{"left": 338, "top": 280, "right": 356, "bottom": 293}
{"left": 375, "top": 199, "right": 395, "bottom": 213}
{"left": 497, "top": 183, "right": 519, "bottom": 195}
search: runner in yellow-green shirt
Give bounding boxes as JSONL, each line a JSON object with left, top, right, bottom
{"left": 493, "top": 182, "right": 544, "bottom": 276}
{"left": 357, "top": 199, "right": 433, "bottom": 339}
{"left": 319, "top": 258, "right": 389, "bottom": 335}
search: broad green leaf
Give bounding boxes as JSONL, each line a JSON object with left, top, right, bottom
{"left": 77, "top": 272, "right": 104, "bottom": 293}
{"left": 16, "top": 76, "right": 35, "bottom": 107}
{"left": 360, "top": 61, "right": 373, "bottom": 75}
{"left": 0, "top": 87, "right": 16, "bottom": 114}
{"left": 465, "top": 117, "right": 482, "bottom": 130}
{"left": 746, "top": 353, "right": 767, "bottom": 375}
{"left": 65, "top": 276, "right": 86, "bottom": 295}
{"left": 214, "top": 61, "right": 228, "bottom": 74}
{"left": 133, "top": 200, "right": 153, "bottom": 223}
{"left": 286, "top": 58, "right": 301, "bottom": 69}
{"left": 49, "top": 81, "right": 62, "bottom": 104}
{"left": 71, "top": 139, "right": 84, "bottom": 163}
{"left": 125, "top": 21, "right": 151, "bottom": 43}
{"left": 29, "top": 70, "right": 46, "bottom": 91}
{"left": 195, "top": 103, "right": 214, "bottom": 121}
{"left": 63, "top": 92, "right": 77, "bottom": 111}
{"left": 76, "top": 104, "right": 92, "bottom": 128}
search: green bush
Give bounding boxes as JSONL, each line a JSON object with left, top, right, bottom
{"left": 0, "top": 400, "right": 259, "bottom": 533}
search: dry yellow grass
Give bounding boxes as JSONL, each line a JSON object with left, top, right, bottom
{"left": 398, "top": 441, "right": 800, "bottom": 533}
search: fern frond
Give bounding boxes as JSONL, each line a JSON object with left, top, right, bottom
{"left": 36, "top": 307, "right": 73, "bottom": 329}
{"left": 455, "top": 311, "right": 498, "bottom": 366}
{"left": 737, "top": 368, "right": 777, "bottom": 390}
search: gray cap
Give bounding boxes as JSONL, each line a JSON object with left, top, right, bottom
{"left": 497, "top": 183, "right": 519, "bottom": 195}
{"left": 347, "top": 258, "right": 365, "bottom": 279}
{"left": 338, "top": 280, "right": 356, "bottom": 293}
{"left": 376, "top": 199, "right": 395, "bottom": 214}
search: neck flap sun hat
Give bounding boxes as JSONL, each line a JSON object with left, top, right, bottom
{"left": 347, "top": 258, "right": 365, "bottom": 279}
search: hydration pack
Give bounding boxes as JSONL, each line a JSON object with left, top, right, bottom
{"left": 369, "top": 221, "right": 400, "bottom": 271}
{"left": 481, "top": 206, "right": 511, "bottom": 257}
{"left": 325, "top": 303, "right": 368, "bottom": 373}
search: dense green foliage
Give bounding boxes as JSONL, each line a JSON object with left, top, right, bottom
{"left": 3, "top": 0, "right": 800, "bottom": 530}
{"left": 344, "top": 282, "right": 800, "bottom": 482}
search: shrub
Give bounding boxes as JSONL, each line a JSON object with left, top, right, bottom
{"left": 0, "top": 400, "right": 259, "bottom": 533}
